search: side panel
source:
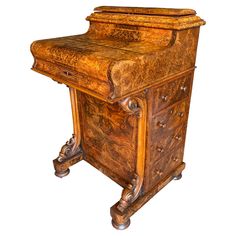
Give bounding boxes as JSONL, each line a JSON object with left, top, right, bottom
{"left": 79, "top": 92, "right": 138, "bottom": 186}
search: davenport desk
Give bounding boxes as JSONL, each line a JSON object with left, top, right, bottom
{"left": 31, "top": 6, "right": 205, "bottom": 229}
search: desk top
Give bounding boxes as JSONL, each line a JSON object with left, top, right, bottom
{"left": 31, "top": 6, "right": 205, "bottom": 102}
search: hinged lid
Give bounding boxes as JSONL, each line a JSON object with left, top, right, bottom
{"left": 94, "top": 6, "right": 196, "bottom": 16}
{"left": 87, "top": 6, "right": 205, "bottom": 30}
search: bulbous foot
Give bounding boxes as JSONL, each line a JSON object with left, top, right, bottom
{"left": 55, "top": 169, "right": 70, "bottom": 178}
{"left": 173, "top": 173, "right": 182, "bottom": 180}
{"left": 112, "top": 219, "right": 130, "bottom": 230}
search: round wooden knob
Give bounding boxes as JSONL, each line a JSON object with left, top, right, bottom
{"left": 157, "top": 147, "right": 164, "bottom": 153}
{"left": 178, "top": 112, "right": 184, "bottom": 117}
{"left": 161, "top": 95, "right": 168, "bottom": 102}
{"left": 155, "top": 169, "right": 163, "bottom": 176}
{"left": 180, "top": 85, "right": 187, "bottom": 92}
{"left": 158, "top": 122, "right": 167, "bottom": 128}
{"left": 172, "top": 156, "right": 179, "bottom": 162}
{"left": 175, "top": 135, "right": 182, "bottom": 141}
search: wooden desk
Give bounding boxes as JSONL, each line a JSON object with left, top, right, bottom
{"left": 31, "top": 6, "right": 205, "bottom": 229}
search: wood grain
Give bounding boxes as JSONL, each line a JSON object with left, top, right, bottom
{"left": 80, "top": 93, "right": 137, "bottom": 183}
{"left": 31, "top": 7, "right": 205, "bottom": 101}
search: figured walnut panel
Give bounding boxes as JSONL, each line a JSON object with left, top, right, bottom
{"left": 31, "top": 24, "right": 202, "bottom": 101}
{"left": 87, "top": 22, "right": 174, "bottom": 47}
{"left": 79, "top": 92, "right": 138, "bottom": 183}
{"left": 109, "top": 28, "right": 200, "bottom": 99}
{"left": 152, "top": 73, "right": 193, "bottom": 114}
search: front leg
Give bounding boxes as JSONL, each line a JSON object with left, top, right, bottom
{"left": 53, "top": 134, "right": 83, "bottom": 177}
{"left": 53, "top": 87, "right": 83, "bottom": 177}
{"left": 110, "top": 94, "right": 147, "bottom": 229}
{"left": 110, "top": 175, "right": 140, "bottom": 230}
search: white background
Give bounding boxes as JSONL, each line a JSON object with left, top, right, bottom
{"left": 1, "top": 1, "right": 235, "bottom": 235}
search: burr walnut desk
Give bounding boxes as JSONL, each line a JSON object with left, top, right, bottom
{"left": 31, "top": 6, "right": 205, "bottom": 229}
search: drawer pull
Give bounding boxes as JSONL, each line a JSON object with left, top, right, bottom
{"left": 155, "top": 169, "right": 163, "bottom": 176}
{"left": 158, "top": 122, "right": 167, "bottom": 128}
{"left": 172, "top": 156, "right": 179, "bottom": 162}
{"left": 180, "top": 85, "right": 187, "bottom": 92}
{"left": 161, "top": 95, "right": 168, "bottom": 102}
{"left": 170, "top": 109, "right": 174, "bottom": 114}
{"left": 178, "top": 112, "right": 184, "bottom": 117}
{"left": 157, "top": 147, "right": 164, "bottom": 153}
{"left": 63, "top": 71, "right": 73, "bottom": 76}
{"left": 175, "top": 135, "right": 182, "bottom": 141}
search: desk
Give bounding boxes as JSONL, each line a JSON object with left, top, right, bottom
{"left": 31, "top": 6, "right": 205, "bottom": 229}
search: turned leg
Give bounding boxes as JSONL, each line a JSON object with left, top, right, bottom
{"left": 53, "top": 87, "right": 83, "bottom": 177}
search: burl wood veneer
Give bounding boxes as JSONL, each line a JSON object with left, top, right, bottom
{"left": 30, "top": 6, "right": 205, "bottom": 229}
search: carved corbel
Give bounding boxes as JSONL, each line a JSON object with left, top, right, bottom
{"left": 57, "top": 134, "right": 82, "bottom": 162}
{"left": 116, "top": 94, "right": 147, "bottom": 212}
{"left": 53, "top": 87, "right": 83, "bottom": 177}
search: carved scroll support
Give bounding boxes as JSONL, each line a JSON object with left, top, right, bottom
{"left": 111, "top": 93, "right": 147, "bottom": 229}
{"left": 53, "top": 87, "right": 83, "bottom": 178}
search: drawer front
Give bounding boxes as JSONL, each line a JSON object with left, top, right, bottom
{"left": 152, "top": 99, "right": 190, "bottom": 132}
{"left": 148, "top": 99, "right": 190, "bottom": 177}
{"left": 150, "top": 146, "right": 184, "bottom": 186}
{"left": 150, "top": 123, "right": 187, "bottom": 163}
{"left": 152, "top": 74, "right": 192, "bottom": 114}
{"left": 33, "top": 59, "right": 111, "bottom": 98}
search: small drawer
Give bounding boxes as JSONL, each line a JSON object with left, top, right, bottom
{"left": 150, "top": 146, "right": 184, "bottom": 186}
{"left": 150, "top": 123, "right": 187, "bottom": 163}
{"left": 33, "top": 59, "right": 111, "bottom": 98}
{"left": 152, "top": 99, "right": 190, "bottom": 132}
{"left": 152, "top": 74, "right": 192, "bottom": 114}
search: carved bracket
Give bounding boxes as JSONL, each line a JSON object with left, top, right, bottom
{"left": 117, "top": 93, "right": 147, "bottom": 212}
{"left": 117, "top": 174, "right": 140, "bottom": 212}
{"left": 57, "top": 134, "right": 82, "bottom": 163}
{"left": 53, "top": 134, "right": 83, "bottom": 178}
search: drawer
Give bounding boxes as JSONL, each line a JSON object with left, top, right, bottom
{"left": 152, "top": 99, "right": 190, "bottom": 132}
{"left": 33, "top": 58, "right": 111, "bottom": 98}
{"left": 152, "top": 74, "right": 192, "bottom": 114}
{"left": 150, "top": 123, "right": 187, "bottom": 163}
{"left": 150, "top": 146, "right": 184, "bottom": 186}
